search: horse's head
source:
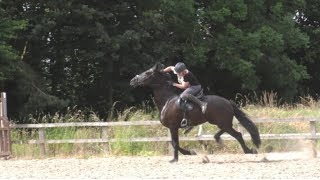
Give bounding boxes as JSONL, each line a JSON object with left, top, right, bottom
{"left": 130, "top": 63, "right": 169, "bottom": 88}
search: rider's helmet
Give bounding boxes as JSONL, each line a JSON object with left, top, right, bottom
{"left": 174, "top": 62, "right": 186, "bottom": 74}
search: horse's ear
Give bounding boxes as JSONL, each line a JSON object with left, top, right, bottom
{"left": 153, "top": 63, "right": 165, "bottom": 72}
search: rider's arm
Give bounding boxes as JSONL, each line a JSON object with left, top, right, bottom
{"left": 173, "top": 81, "right": 190, "bottom": 89}
{"left": 163, "top": 66, "right": 174, "bottom": 73}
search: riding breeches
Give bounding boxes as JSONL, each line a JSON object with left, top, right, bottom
{"left": 180, "top": 85, "right": 201, "bottom": 99}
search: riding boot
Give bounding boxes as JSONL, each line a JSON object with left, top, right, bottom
{"left": 181, "top": 94, "right": 207, "bottom": 114}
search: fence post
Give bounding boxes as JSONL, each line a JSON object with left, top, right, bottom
{"left": 237, "top": 123, "right": 244, "bottom": 134}
{"left": 38, "top": 128, "right": 46, "bottom": 156}
{"left": 0, "top": 92, "right": 11, "bottom": 158}
{"left": 1, "top": 92, "right": 7, "bottom": 118}
{"left": 167, "top": 129, "right": 173, "bottom": 155}
{"left": 309, "top": 120, "right": 317, "bottom": 158}
{"left": 197, "top": 125, "right": 203, "bottom": 137}
{"left": 101, "top": 127, "right": 110, "bottom": 153}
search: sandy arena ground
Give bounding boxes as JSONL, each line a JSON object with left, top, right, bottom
{"left": 0, "top": 151, "right": 320, "bottom": 179}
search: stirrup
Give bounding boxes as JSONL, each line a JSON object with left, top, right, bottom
{"left": 181, "top": 118, "right": 188, "bottom": 128}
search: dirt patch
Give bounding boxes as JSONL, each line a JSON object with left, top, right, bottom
{"left": 0, "top": 152, "right": 319, "bottom": 179}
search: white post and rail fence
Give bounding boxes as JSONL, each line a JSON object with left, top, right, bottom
{"left": 9, "top": 117, "right": 320, "bottom": 158}
{"left": 1, "top": 91, "right": 319, "bottom": 158}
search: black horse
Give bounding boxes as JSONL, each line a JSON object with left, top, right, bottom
{"left": 130, "top": 63, "right": 261, "bottom": 162}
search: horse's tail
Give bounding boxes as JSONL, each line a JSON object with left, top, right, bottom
{"left": 231, "top": 101, "right": 261, "bottom": 148}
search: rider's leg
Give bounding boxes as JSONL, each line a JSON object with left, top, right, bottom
{"left": 180, "top": 87, "right": 207, "bottom": 114}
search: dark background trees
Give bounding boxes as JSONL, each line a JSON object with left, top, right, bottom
{"left": 0, "top": 0, "right": 319, "bottom": 122}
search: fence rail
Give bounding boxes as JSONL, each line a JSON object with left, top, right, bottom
{"left": 10, "top": 117, "right": 319, "bottom": 157}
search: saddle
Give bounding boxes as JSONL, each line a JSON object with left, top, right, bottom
{"left": 177, "top": 89, "right": 205, "bottom": 111}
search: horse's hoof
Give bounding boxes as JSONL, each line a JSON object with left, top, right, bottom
{"left": 215, "top": 139, "right": 223, "bottom": 146}
{"left": 169, "top": 159, "right": 178, "bottom": 163}
{"left": 214, "top": 136, "right": 223, "bottom": 144}
{"left": 244, "top": 149, "right": 258, "bottom": 154}
{"left": 190, "top": 150, "right": 197, "bottom": 155}
{"left": 252, "top": 149, "right": 258, "bottom": 154}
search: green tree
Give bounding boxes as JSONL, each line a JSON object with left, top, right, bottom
{"left": 195, "top": 0, "right": 309, "bottom": 100}
{"left": 0, "top": 6, "right": 26, "bottom": 83}
{"left": 296, "top": 0, "right": 320, "bottom": 96}
{"left": 1, "top": 0, "right": 317, "bottom": 121}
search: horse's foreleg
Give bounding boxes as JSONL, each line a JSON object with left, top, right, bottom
{"left": 178, "top": 147, "right": 197, "bottom": 155}
{"left": 169, "top": 128, "right": 179, "bottom": 163}
{"left": 169, "top": 128, "right": 197, "bottom": 163}
{"left": 183, "top": 126, "right": 194, "bottom": 135}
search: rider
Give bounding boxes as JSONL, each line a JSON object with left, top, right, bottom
{"left": 163, "top": 62, "right": 207, "bottom": 126}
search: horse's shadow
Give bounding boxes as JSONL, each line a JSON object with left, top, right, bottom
{"left": 193, "top": 152, "right": 313, "bottom": 164}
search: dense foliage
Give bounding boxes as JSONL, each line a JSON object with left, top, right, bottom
{"left": 0, "top": 0, "right": 319, "bottom": 122}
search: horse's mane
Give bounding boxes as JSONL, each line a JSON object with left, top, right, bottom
{"left": 153, "top": 62, "right": 173, "bottom": 81}
{"left": 150, "top": 62, "right": 179, "bottom": 94}
{"left": 158, "top": 71, "right": 180, "bottom": 95}
{"left": 162, "top": 72, "right": 173, "bottom": 80}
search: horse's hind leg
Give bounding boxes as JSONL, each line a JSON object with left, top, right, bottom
{"left": 214, "top": 129, "right": 225, "bottom": 144}
{"left": 225, "top": 128, "right": 255, "bottom": 154}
